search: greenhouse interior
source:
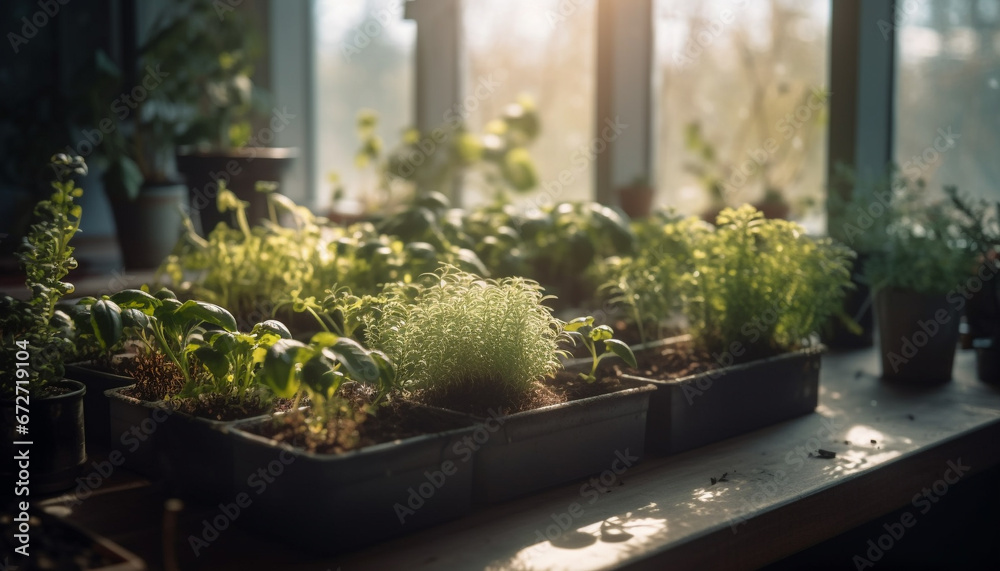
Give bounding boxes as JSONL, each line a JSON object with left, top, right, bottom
{"left": 2, "top": 0, "right": 1000, "bottom": 569}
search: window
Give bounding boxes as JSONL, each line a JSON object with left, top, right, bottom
{"left": 461, "top": 0, "right": 596, "bottom": 208}
{"left": 653, "top": 0, "right": 830, "bottom": 230}
{"left": 313, "top": 0, "right": 416, "bottom": 213}
{"left": 895, "top": 0, "right": 1000, "bottom": 202}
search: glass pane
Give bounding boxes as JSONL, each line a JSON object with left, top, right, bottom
{"left": 462, "top": 0, "right": 596, "bottom": 208}
{"left": 654, "top": 0, "right": 831, "bottom": 232}
{"left": 895, "top": 0, "right": 1000, "bottom": 203}
{"left": 314, "top": 0, "right": 415, "bottom": 212}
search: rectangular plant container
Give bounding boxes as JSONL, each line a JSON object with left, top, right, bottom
{"left": 620, "top": 338, "right": 822, "bottom": 455}
{"left": 105, "top": 385, "right": 266, "bottom": 505}
{"left": 227, "top": 416, "right": 477, "bottom": 553}
{"left": 105, "top": 385, "right": 173, "bottom": 480}
{"left": 66, "top": 361, "right": 135, "bottom": 454}
{"left": 430, "top": 378, "right": 656, "bottom": 504}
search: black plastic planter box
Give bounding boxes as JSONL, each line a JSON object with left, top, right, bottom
{"left": 428, "top": 378, "right": 656, "bottom": 504}
{"left": 105, "top": 386, "right": 172, "bottom": 480}
{"left": 66, "top": 361, "right": 135, "bottom": 454}
{"left": 227, "top": 416, "right": 477, "bottom": 553}
{"left": 105, "top": 385, "right": 264, "bottom": 504}
{"left": 620, "top": 339, "right": 823, "bottom": 455}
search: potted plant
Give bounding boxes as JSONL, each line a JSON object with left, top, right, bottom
{"left": 226, "top": 315, "right": 478, "bottom": 552}
{"left": 613, "top": 205, "right": 854, "bottom": 454}
{"left": 141, "top": 0, "right": 295, "bottom": 233}
{"left": 617, "top": 175, "right": 655, "bottom": 219}
{"left": 91, "top": 286, "right": 299, "bottom": 501}
{"left": 850, "top": 178, "right": 977, "bottom": 384}
{"left": 80, "top": 50, "right": 186, "bottom": 270}
{"left": 599, "top": 208, "right": 695, "bottom": 345}
{"left": 0, "top": 155, "right": 89, "bottom": 494}
{"left": 364, "top": 267, "right": 651, "bottom": 503}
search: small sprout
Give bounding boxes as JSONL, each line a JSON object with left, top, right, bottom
{"left": 564, "top": 316, "right": 637, "bottom": 383}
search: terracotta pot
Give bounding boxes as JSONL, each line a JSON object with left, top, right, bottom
{"left": 617, "top": 184, "right": 654, "bottom": 219}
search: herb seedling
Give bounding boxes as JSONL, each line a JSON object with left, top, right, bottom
{"left": 1, "top": 154, "right": 87, "bottom": 396}
{"left": 563, "top": 316, "right": 637, "bottom": 383}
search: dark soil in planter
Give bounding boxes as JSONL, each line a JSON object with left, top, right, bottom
{"left": 104, "top": 351, "right": 294, "bottom": 503}
{"left": 229, "top": 389, "right": 477, "bottom": 552}
{"left": 115, "top": 350, "right": 286, "bottom": 421}
{"left": 614, "top": 339, "right": 715, "bottom": 380}
{"left": 412, "top": 371, "right": 629, "bottom": 418}
{"left": 249, "top": 384, "right": 464, "bottom": 454}
{"left": 0, "top": 511, "right": 145, "bottom": 571}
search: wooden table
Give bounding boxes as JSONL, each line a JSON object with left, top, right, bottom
{"left": 41, "top": 348, "right": 1000, "bottom": 570}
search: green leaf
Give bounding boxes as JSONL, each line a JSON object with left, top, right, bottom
{"left": 321, "top": 337, "right": 380, "bottom": 385}
{"left": 154, "top": 298, "right": 183, "bottom": 321}
{"left": 590, "top": 325, "right": 614, "bottom": 342}
{"left": 110, "top": 289, "right": 161, "bottom": 314}
{"left": 208, "top": 331, "right": 238, "bottom": 355}
{"left": 193, "top": 346, "right": 230, "bottom": 380}
{"left": 121, "top": 308, "right": 151, "bottom": 331}
{"left": 90, "top": 299, "right": 123, "bottom": 350}
{"left": 175, "top": 300, "right": 238, "bottom": 331}
{"left": 260, "top": 339, "right": 309, "bottom": 399}
{"left": 502, "top": 147, "right": 538, "bottom": 191}
{"left": 603, "top": 338, "right": 637, "bottom": 368}
{"left": 369, "top": 350, "right": 396, "bottom": 391}
{"left": 563, "top": 316, "right": 594, "bottom": 332}
{"left": 301, "top": 356, "right": 344, "bottom": 399}
{"left": 252, "top": 320, "right": 291, "bottom": 340}
{"left": 153, "top": 287, "right": 178, "bottom": 300}
{"left": 309, "top": 331, "right": 340, "bottom": 349}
